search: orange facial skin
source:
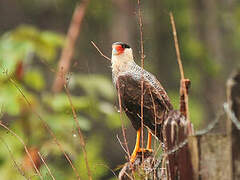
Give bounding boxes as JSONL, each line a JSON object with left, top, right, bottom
{"left": 112, "top": 44, "right": 124, "bottom": 55}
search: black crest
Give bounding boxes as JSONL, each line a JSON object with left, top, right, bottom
{"left": 113, "top": 42, "right": 131, "bottom": 49}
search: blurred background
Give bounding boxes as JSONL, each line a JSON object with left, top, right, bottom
{"left": 0, "top": 0, "right": 239, "bottom": 179}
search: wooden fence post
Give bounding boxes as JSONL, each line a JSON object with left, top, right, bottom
{"left": 187, "top": 69, "right": 240, "bottom": 180}
{"left": 188, "top": 134, "right": 232, "bottom": 179}
{"left": 163, "top": 110, "right": 194, "bottom": 180}
{"left": 226, "top": 69, "right": 240, "bottom": 180}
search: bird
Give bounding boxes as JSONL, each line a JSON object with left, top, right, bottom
{"left": 111, "top": 42, "right": 173, "bottom": 162}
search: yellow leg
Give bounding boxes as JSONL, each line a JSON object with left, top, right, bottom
{"left": 146, "top": 131, "right": 152, "bottom": 150}
{"left": 130, "top": 129, "right": 141, "bottom": 162}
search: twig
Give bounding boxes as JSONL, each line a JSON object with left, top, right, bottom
{"left": 38, "top": 152, "right": 56, "bottom": 180}
{"left": 137, "top": 1, "right": 145, "bottom": 66}
{"left": 169, "top": 12, "right": 191, "bottom": 133}
{"left": 0, "top": 122, "right": 43, "bottom": 180}
{"left": 94, "top": 163, "right": 118, "bottom": 179}
{"left": 149, "top": 89, "right": 158, "bottom": 158}
{"left": 169, "top": 12, "right": 184, "bottom": 80}
{"left": 116, "top": 81, "right": 131, "bottom": 161}
{"left": 64, "top": 84, "right": 92, "bottom": 180}
{"left": 137, "top": 0, "right": 145, "bottom": 162}
{"left": 91, "top": 41, "right": 111, "bottom": 61}
{"left": 52, "top": 0, "right": 90, "bottom": 92}
{"left": 0, "top": 137, "right": 29, "bottom": 180}
{"left": 116, "top": 134, "right": 129, "bottom": 156}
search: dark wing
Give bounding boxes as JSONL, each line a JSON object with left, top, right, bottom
{"left": 116, "top": 73, "right": 173, "bottom": 131}
{"left": 143, "top": 71, "right": 173, "bottom": 111}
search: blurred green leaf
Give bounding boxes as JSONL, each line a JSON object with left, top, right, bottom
{"left": 44, "top": 113, "right": 91, "bottom": 132}
{"left": 24, "top": 69, "right": 45, "bottom": 91}
{"left": 42, "top": 93, "right": 93, "bottom": 112}
{"left": 74, "top": 74, "right": 115, "bottom": 101}
{"left": 0, "top": 25, "right": 64, "bottom": 81}
{"left": 11, "top": 25, "right": 64, "bottom": 61}
{"left": 0, "top": 84, "right": 20, "bottom": 115}
{"left": 0, "top": 35, "right": 32, "bottom": 79}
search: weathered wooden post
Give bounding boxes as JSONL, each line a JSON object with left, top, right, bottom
{"left": 226, "top": 69, "right": 240, "bottom": 180}
{"left": 188, "top": 133, "right": 232, "bottom": 179}
{"left": 187, "top": 70, "right": 240, "bottom": 180}
{"left": 162, "top": 110, "right": 194, "bottom": 180}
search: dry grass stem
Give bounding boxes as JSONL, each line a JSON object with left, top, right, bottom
{"left": 137, "top": 0, "right": 145, "bottom": 162}
{"left": 64, "top": 84, "right": 92, "bottom": 180}
{"left": 38, "top": 152, "right": 56, "bottom": 180}
{"left": 116, "top": 134, "right": 129, "bottom": 156}
{"left": 94, "top": 163, "right": 118, "bottom": 179}
{"left": 169, "top": 12, "right": 191, "bottom": 133}
{"left": 149, "top": 89, "right": 157, "bottom": 149}
{"left": 169, "top": 12, "right": 184, "bottom": 80}
{"left": 116, "top": 81, "right": 131, "bottom": 161}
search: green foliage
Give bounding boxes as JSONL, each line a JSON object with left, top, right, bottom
{"left": 0, "top": 23, "right": 122, "bottom": 179}
{"left": 0, "top": 84, "right": 21, "bottom": 115}
{"left": 10, "top": 25, "right": 64, "bottom": 61}
{"left": 0, "top": 25, "right": 64, "bottom": 80}
{"left": 74, "top": 74, "right": 115, "bottom": 100}
{"left": 24, "top": 69, "right": 45, "bottom": 91}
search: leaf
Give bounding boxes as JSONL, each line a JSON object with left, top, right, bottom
{"left": 11, "top": 25, "right": 64, "bottom": 61}
{"left": 74, "top": 74, "right": 115, "bottom": 100}
{"left": 0, "top": 35, "right": 32, "bottom": 79}
{"left": 0, "top": 84, "right": 20, "bottom": 115}
{"left": 24, "top": 69, "right": 45, "bottom": 91}
{"left": 42, "top": 93, "right": 95, "bottom": 113}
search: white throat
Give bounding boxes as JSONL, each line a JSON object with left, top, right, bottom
{"left": 111, "top": 48, "right": 134, "bottom": 74}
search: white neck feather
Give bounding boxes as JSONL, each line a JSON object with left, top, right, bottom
{"left": 111, "top": 48, "right": 134, "bottom": 74}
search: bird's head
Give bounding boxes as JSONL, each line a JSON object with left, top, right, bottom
{"left": 112, "top": 42, "right": 131, "bottom": 56}
{"left": 111, "top": 42, "right": 134, "bottom": 72}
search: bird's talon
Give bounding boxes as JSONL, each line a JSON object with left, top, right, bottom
{"left": 138, "top": 148, "right": 153, "bottom": 153}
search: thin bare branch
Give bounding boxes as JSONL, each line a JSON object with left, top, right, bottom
{"left": 149, "top": 89, "right": 160, "bottom": 168}
{"left": 137, "top": 0, "right": 145, "bottom": 162}
{"left": 94, "top": 163, "right": 118, "bottom": 179}
{"left": 64, "top": 84, "right": 92, "bottom": 180}
{"left": 52, "top": 0, "right": 90, "bottom": 92}
{"left": 169, "top": 12, "right": 191, "bottom": 133}
{"left": 91, "top": 41, "right": 111, "bottom": 61}
{"left": 116, "top": 134, "right": 129, "bottom": 156}
{"left": 116, "top": 80, "right": 131, "bottom": 161}
{"left": 0, "top": 122, "right": 43, "bottom": 180}
{"left": 169, "top": 12, "right": 184, "bottom": 80}
{"left": 38, "top": 152, "right": 56, "bottom": 180}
